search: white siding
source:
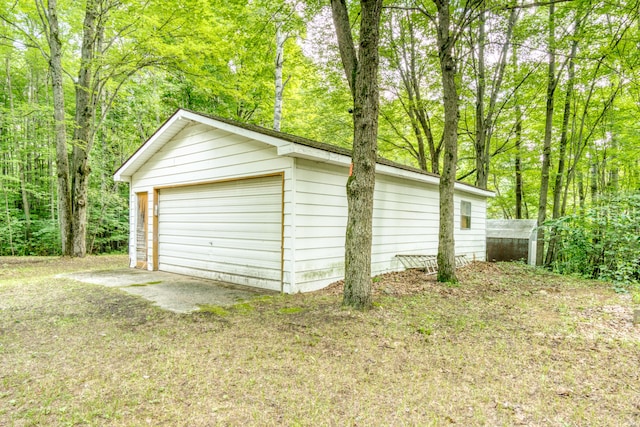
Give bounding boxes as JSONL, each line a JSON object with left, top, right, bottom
{"left": 293, "top": 160, "right": 348, "bottom": 291}
{"left": 131, "top": 123, "right": 291, "bottom": 188}
{"left": 453, "top": 193, "right": 487, "bottom": 261}
{"left": 371, "top": 175, "right": 440, "bottom": 275}
{"left": 126, "top": 118, "right": 489, "bottom": 294}
{"left": 129, "top": 122, "right": 293, "bottom": 291}
{"left": 158, "top": 176, "right": 282, "bottom": 290}
{"left": 291, "top": 159, "right": 488, "bottom": 292}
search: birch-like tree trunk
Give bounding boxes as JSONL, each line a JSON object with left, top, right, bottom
{"left": 273, "top": 24, "right": 286, "bottom": 131}
{"left": 330, "top": 0, "right": 383, "bottom": 310}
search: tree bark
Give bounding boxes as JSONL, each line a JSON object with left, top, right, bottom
{"left": 545, "top": 21, "right": 579, "bottom": 266}
{"left": 474, "top": 8, "right": 487, "bottom": 188}
{"left": 561, "top": 59, "right": 618, "bottom": 215}
{"left": 389, "top": 13, "right": 428, "bottom": 171}
{"left": 512, "top": 37, "right": 523, "bottom": 219}
{"left": 607, "top": 136, "right": 619, "bottom": 194}
{"left": 474, "top": 5, "right": 517, "bottom": 189}
{"left": 70, "top": 0, "right": 99, "bottom": 257}
{"left": 515, "top": 103, "right": 523, "bottom": 219}
{"left": 273, "top": 24, "right": 286, "bottom": 131}
{"left": 536, "top": 2, "right": 556, "bottom": 266}
{"left": 590, "top": 161, "right": 598, "bottom": 203}
{"left": 434, "top": 0, "right": 458, "bottom": 283}
{"left": 5, "top": 57, "right": 31, "bottom": 237}
{"left": 331, "top": 0, "right": 383, "bottom": 310}
{"left": 2, "top": 181, "right": 15, "bottom": 255}
{"left": 387, "top": 12, "right": 440, "bottom": 173}
{"left": 46, "top": 0, "right": 72, "bottom": 255}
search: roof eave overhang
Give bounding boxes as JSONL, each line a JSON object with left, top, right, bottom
{"left": 114, "top": 108, "right": 494, "bottom": 199}
{"left": 277, "top": 143, "right": 494, "bottom": 198}
{"left": 113, "top": 110, "right": 190, "bottom": 182}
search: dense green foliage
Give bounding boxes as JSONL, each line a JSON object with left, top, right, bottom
{"left": 0, "top": 0, "right": 639, "bottom": 282}
{"left": 545, "top": 192, "right": 640, "bottom": 289}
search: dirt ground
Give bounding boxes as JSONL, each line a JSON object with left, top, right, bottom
{"left": 1, "top": 256, "right": 639, "bottom": 425}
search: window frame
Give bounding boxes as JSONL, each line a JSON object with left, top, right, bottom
{"left": 460, "top": 200, "right": 472, "bottom": 230}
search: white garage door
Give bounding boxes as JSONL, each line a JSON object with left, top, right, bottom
{"left": 158, "top": 175, "right": 283, "bottom": 290}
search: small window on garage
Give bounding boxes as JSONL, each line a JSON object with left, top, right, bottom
{"left": 461, "top": 201, "right": 471, "bottom": 229}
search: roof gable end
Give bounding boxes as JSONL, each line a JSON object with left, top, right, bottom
{"left": 113, "top": 109, "right": 295, "bottom": 182}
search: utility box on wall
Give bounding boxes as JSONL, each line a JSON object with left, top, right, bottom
{"left": 486, "top": 219, "right": 537, "bottom": 266}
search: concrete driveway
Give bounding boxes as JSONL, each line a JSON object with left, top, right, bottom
{"left": 64, "top": 268, "right": 277, "bottom": 313}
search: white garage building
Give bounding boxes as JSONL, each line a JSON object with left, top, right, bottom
{"left": 114, "top": 109, "right": 493, "bottom": 293}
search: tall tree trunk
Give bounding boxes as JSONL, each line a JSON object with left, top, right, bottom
{"left": 6, "top": 57, "right": 31, "bottom": 237}
{"left": 435, "top": 0, "right": 458, "bottom": 283}
{"left": 331, "top": 0, "right": 383, "bottom": 310}
{"left": 561, "top": 74, "right": 619, "bottom": 215}
{"left": 387, "top": 12, "right": 434, "bottom": 172}
{"left": 553, "top": 17, "right": 581, "bottom": 206}
{"left": 607, "top": 135, "right": 619, "bottom": 194}
{"left": 273, "top": 24, "right": 286, "bottom": 131}
{"left": 536, "top": 2, "right": 557, "bottom": 266}
{"left": 474, "top": 5, "right": 517, "bottom": 189}
{"left": 546, "top": 23, "right": 579, "bottom": 266}
{"left": 515, "top": 103, "right": 523, "bottom": 219}
{"left": 70, "top": 0, "right": 99, "bottom": 257}
{"left": 421, "top": 111, "right": 440, "bottom": 174}
{"left": 474, "top": 8, "right": 487, "bottom": 188}
{"left": 577, "top": 170, "right": 585, "bottom": 212}
{"left": 18, "top": 163, "right": 31, "bottom": 237}
{"left": 46, "top": 0, "right": 72, "bottom": 255}
{"left": 2, "top": 181, "right": 15, "bottom": 255}
{"left": 590, "top": 161, "right": 598, "bottom": 203}
{"left": 513, "top": 39, "right": 523, "bottom": 219}
{"left": 403, "top": 15, "right": 428, "bottom": 171}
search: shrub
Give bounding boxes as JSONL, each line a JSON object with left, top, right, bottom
{"left": 545, "top": 192, "right": 640, "bottom": 290}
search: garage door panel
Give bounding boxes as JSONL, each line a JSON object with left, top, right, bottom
{"left": 159, "top": 237, "right": 281, "bottom": 254}
{"left": 161, "top": 193, "right": 281, "bottom": 209}
{"left": 159, "top": 211, "right": 281, "bottom": 224}
{"left": 161, "top": 264, "right": 281, "bottom": 291}
{"left": 158, "top": 175, "right": 283, "bottom": 289}
{"left": 159, "top": 258, "right": 282, "bottom": 284}
{"left": 162, "top": 221, "right": 279, "bottom": 236}
{"left": 160, "top": 229, "right": 274, "bottom": 242}
{"left": 159, "top": 249, "right": 281, "bottom": 271}
{"left": 160, "top": 182, "right": 280, "bottom": 201}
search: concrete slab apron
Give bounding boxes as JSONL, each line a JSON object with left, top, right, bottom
{"left": 63, "top": 269, "right": 276, "bottom": 313}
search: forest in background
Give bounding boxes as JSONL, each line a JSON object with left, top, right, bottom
{"left": 1, "top": 0, "right": 639, "bottom": 285}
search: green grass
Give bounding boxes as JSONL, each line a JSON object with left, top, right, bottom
{"left": 197, "top": 304, "right": 230, "bottom": 316}
{"left": 1, "top": 255, "right": 639, "bottom": 426}
{"left": 128, "top": 281, "right": 163, "bottom": 287}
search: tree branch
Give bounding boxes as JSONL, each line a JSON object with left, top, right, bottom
{"left": 330, "top": 0, "right": 358, "bottom": 97}
{"left": 503, "top": 0, "right": 574, "bottom": 10}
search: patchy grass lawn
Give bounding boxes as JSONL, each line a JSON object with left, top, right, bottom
{"left": 1, "top": 256, "right": 639, "bottom": 426}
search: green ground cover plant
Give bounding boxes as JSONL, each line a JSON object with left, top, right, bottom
{"left": 1, "top": 256, "right": 639, "bottom": 426}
